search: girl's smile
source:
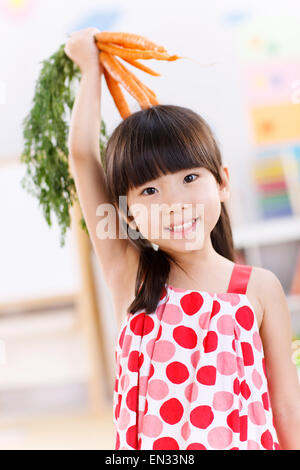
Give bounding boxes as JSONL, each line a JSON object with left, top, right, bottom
{"left": 164, "top": 216, "right": 200, "bottom": 236}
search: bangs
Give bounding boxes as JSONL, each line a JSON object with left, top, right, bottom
{"left": 104, "top": 105, "right": 221, "bottom": 202}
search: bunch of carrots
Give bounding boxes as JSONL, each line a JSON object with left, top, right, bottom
{"left": 94, "top": 32, "right": 182, "bottom": 119}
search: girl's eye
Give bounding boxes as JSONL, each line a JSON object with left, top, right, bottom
{"left": 141, "top": 187, "right": 157, "bottom": 196}
{"left": 184, "top": 173, "right": 198, "bottom": 183}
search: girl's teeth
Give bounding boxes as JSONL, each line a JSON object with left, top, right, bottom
{"left": 169, "top": 219, "right": 196, "bottom": 232}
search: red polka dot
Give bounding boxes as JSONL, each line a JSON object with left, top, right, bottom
{"left": 203, "top": 331, "right": 218, "bottom": 353}
{"left": 227, "top": 409, "right": 240, "bottom": 432}
{"left": 233, "top": 378, "right": 240, "bottom": 395}
{"left": 241, "top": 342, "right": 254, "bottom": 366}
{"left": 261, "top": 392, "right": 269, "bottom": 410}
{"left": 173, "top": 326, "right": 197, "bottom": 349}
{"left": 262, "top": 358, "right": 267, "bottom": 377}
{"left": 126, "top": 425, "right": 138, "bottom": 449}
{"left": 274, "top": 442, "right": 281, "bottom": 450}
{"left": 261, "top": 430, "right": 274, "bottom": 450}
{"left": 153, "top": 437, "right": 179, "bottom": 450}
{"left": 128, "top": 351, "right": 140, "bottom": 372}
{"left": 207, "top": 426, "right": 233, "bottom": 449}
{"left": 118, "top": 325, "right": 126, "bottom": 348}
{"left": 197, "top": 366, "right": 216, "bottom": 385}
{"left": 160, "top": 286, "right": 167, "bottom": 300}
{"left": 130, "top": 313, "right": 154, "bottom": 335}
{"left": 186, "top": 443, "right": 206, "bottom": 450}
{"left": 149, "top": 363, "right": 155, "bottom": 379}
{"left": 240, "top": 380, "right": 251, "bottom": 400}
{"left": 240, "top": 415, "right": 248, "bottom": 441}
{"left": 190, "top": 405, "right": 214, "bottom": 429}
{"left": 211, "top": 300, "right": 221, "bottom": 318}
{"left": 115, "top": 431, "right": 120, "bottom": 450}
{"left": 160, "top": 398, "right": 184, "bottom": 424}
{"left": 180, "top": 291, "right": 204, "bottom": 315}
{"left": 126, "top": 386, "right": 138, "bottom": 412}
{"left": 236, "top": 305, "right": 254, "bottom": 330}
{"left": 166, "top": 361, "right": 189, "bottom": 384}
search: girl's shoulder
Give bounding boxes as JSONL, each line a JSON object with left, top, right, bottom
{"left": 247, "top": 265, "right": 285, "bottom": 330}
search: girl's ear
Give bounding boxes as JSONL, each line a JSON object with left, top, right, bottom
{"left": 219, "top": 164, "right": 230, "bottom": 201}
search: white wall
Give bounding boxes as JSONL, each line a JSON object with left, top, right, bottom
{"left": 1, "top": 0, "right": 300, "bottom": 303}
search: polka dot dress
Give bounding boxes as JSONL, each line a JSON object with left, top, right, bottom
{"left": 113, "top": 263, "right": 281, "bottom": 450}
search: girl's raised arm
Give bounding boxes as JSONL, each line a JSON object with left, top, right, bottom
{"left": 64, "top": 28, "right": 139, "bottom": 296}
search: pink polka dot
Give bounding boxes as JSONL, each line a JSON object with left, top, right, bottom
{"left": 217, "top": 293, "right": 240, "bottom": 306}
{"left": 236, "top": 356, "right": 245, "bottom": 378}
{"left": 247, "top": 440, "right": 260, "bottom": 450}
{"left": 148, "top": 379, "right": 169, "bottom": 400}
{"left": 142, "top": 415, "right": 163, "bottom": 438}
{"left": 122, "top": 335, "right": 132, "bottom": 357}
{"left": 152, "top": 340, "right": 176, "bottom": 362}
{"left": 190, "top": 350, "right": 200, "bottom": 368}
{"left": 118, "top": 408, "right": 130, "bottom": 430}
{"left": 207, "top": 426, "right": 233, "bottom": 449}
{"left": 217, "top": 315, "right": 235, "bottom": 335}
{"left": 120, "top": 374, "right": 130, "bottom": 392}
{"left": 184, "top": 382, "right": 198, "bottom": 402}
{"left": 181, "top": 421, "right": 191, "bottom": 441}
{"left": 253, "top": 331, "right": 262, "bottom": 351}
{"left": 252, "top": 369, "right": 263, "bottom": 389}
{"left": 139, "top": 376, "right": 149, "bottom": 396}
{"left": 248, "top": 401, "right": 266, "bottom": 425}
{"left": 162, "top": 304, "right": 183, "bottom": 324}
{"left": 213, "top": 391, "right": 234, "bottom": 411}
{"left": 199, "top": 311, "right": 211, "bottom": 329}
{"left": 173, "top": 326, "right": 197, "bottom": 349}
{"left": 217, "top": 351, "right": 237, "bottom": 375}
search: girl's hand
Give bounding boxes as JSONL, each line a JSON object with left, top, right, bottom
{"left": 64, "top": 27, "right": 104, "bottom": 74}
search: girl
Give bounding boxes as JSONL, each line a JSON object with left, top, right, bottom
{"left": 64, "top": 28, "right": 300, "bottom": 450}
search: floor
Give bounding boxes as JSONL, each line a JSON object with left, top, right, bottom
{"left": 0, "top": 407, "right": 115, "bottom": 450}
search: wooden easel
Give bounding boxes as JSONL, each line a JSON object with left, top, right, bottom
{"left": 70, "top": 200, "right": 112, "bottom": 415}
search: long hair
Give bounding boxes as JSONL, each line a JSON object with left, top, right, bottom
{"left": 104, "top": 105, "right": 235, "bottom": 315}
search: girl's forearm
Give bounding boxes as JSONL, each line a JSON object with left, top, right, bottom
{"left": 68, "top": 66, "right": 103, "bottom": 161}
{"left": 274, "top": 409, "right": 300, "bottom": 450}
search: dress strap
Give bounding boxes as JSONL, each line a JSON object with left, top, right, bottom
{"left": 226, "top": 263, "right": 253, "bottom": 295}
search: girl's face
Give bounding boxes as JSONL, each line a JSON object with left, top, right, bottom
{"left": 126, "top": 165, "right": 230, "bottom": 252}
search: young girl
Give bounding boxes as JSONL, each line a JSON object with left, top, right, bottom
{"left": 64, "top": 28, "right": 300, "bottom": 450}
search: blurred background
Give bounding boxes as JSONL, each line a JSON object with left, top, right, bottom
{"left": 0, "top": 0, "right": 300, "bottom": 450}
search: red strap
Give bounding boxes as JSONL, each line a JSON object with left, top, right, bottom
{"left": 227, "top": 263, "right": 253, "bottom": 295}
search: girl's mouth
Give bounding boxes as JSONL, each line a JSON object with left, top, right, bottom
{"left": 165, "top": 217, "right": 199, "bottom": 235}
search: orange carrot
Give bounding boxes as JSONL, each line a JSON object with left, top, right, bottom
{"left": 102, "top": 67, "right": 131, "bottom": 119}
{"left": 96, "top": 41, "right": 178, "bottom": 61}
{"left": 120, "top": 57, "right": 161, "bottom": 76}
{"left": 99, "top": 51, "right": 152, "bottom": 109}
{"left": 94, "top": 31, "right": 167, "bottom": 53}
{"left": 117, "top": 59, "right": 159, "bottom": 106}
